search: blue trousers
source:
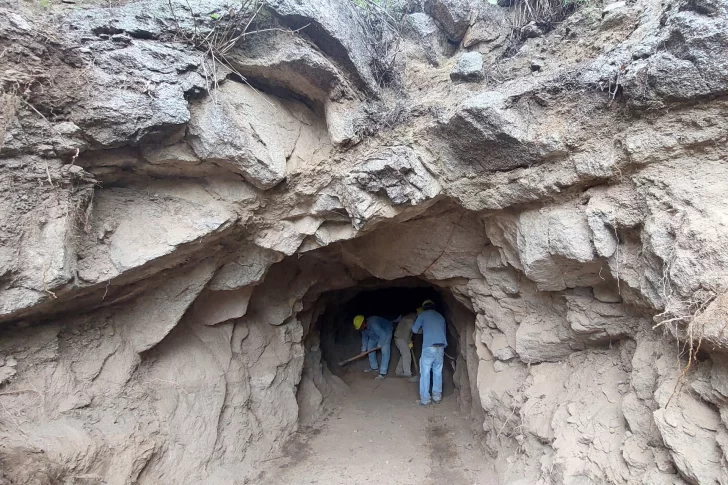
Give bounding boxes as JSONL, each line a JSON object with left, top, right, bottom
{"left": 367, "top": 334, "right": 392, "bottom": 375}
{"left": 419, "top": 346, "right": 444, "bottom": 403}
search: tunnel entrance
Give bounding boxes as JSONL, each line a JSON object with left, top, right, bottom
{"left": 314, "top": 280, "right": 459, "bottom": 391}
{"left": 261, "top": 276, "right": 497, "bottom": 485}
{"left": 294, "top": 275, "right": 484, "bottom": 423}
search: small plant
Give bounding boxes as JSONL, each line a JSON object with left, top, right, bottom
{"left": 39, "top": 0, "right": 51, "bottom": 9}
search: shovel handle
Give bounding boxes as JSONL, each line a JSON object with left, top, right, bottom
{"left": 338, "top": 347, "right": 381, "bottom": 366}
{"left": 410, "top": 348, "right": 419, "bottom": 374}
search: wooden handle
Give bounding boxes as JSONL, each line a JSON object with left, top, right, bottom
{"left": 338, "top": 347, "right": 381, "bottom": 366}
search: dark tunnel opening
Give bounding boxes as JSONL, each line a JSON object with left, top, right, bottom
{"left": 312, "top": 278, "right": 464, "bottom": 399}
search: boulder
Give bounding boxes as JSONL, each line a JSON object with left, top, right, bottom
{"left": 266, "top": 0, "right": 379, "bottom": 94}
{"left": 187, "top": 82, "right": 297, "bottom": 189}
{"left": 324, "top": 98, "right": 368, "bottom": 147}
{"left": 424, "top": 0, "right": 474, "bottom": 42}
{"left": 437, "top": 92, "right": 564, "bottom": 173}
{"left": 227, "top": 32, "right": 351, "bottom": 104}
{"left": 583, "top": 0, "right": 728, "bottom": 108}
{"left": 65, "top": 0, "right": 209, "bottom": 40}
{"left": 516, "top": 205, "right": 603, "bottom": 291}
{"left": 564, "top": 293, "right": 639, "bottom": 342}
{"left": 335, "top": 146, "right": 442, "bottom": 228}
{"left": 481, "top": 328, "right": 518, "bottom": 360}
{"left": 405, "top": 13, "right": 453, "bottom": 66}
{"left": 209, "top": 245, "right": 283, "bottom": 292}
{"left": 76, "top": 187, "right": 234, "bottom": 284}
{"left": 70, "top": 38, "right": 214, "bottom": 148}
{"left": 450, "top": 52, "right": 484, "bottom": 82}
{"left": 462, "top": 18, "right": 502, "bottom": 48}
{"left": 226, "top": 30, "right": 368, "bottom": 149}
{"left": 600, "top": 1, "right": 633, "bottom": 31}
{"left": 347, "top": 146, "right": 441, "bottom": 206}
{"left": 547, "top": 209, "right": 593, "bottom": 261}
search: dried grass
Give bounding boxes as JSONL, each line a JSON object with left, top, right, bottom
{"left": 166, "top": 0, "right": 307, "bottom": 100}
{"left": 352, "top": 0, "right": 406, "bottom": 88}
{"left": 502, "top": 0, "right": 590, "bottom": 57}
{"left": 512, "top": 0, "right": 581, "bottom": 29}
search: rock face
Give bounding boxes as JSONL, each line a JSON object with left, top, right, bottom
{"left": 425, "top": 0, "right": 474, "bottom": 42}
{"left": 186, "top": 82, "right": 320, "bottom": 189}
{"left": 1, "top": 0, "right": 728, "bottom": 484}
{"left": 405, "top": 12, "right": 453, "bottom": 66}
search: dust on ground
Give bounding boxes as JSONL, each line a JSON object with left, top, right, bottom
{"left": 260, "top": 372, "right": 498, "bottom": 485}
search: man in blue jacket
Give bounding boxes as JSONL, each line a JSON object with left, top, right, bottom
{"left": 353, "top": 314, "right": 393, "bottom": 380}
{"left": 411, "top": 300, "right": 447, "bottom": 405}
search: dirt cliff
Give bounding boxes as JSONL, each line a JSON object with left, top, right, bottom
{"left": 0, "top": 0, "right": 727, "bottom": 483}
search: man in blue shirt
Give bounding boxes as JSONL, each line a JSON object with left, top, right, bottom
{"left": 411, "top": 300, "right": 447, "bottom": 405}
{"left": 353, "top": 314, "right": 394, "bottom": 380}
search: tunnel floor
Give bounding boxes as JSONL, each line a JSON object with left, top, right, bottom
{"left": 259, "top": 372, "right": 497, "bottom": 485}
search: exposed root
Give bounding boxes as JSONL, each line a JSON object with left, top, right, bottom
{"left": 496, "top": 405, "right": 519, "bottom": 438}
{"left": 44, "top": 161, "right": 54, "bottom": 188}
{"left": 41, "top": 261, "right": 58, "bottom": 299}
{"left": 653, "top": 249, "right": 717, "bottom": 406}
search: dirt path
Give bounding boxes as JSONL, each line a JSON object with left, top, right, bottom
{"left": 260, "top": 373, "right": 498, "bottom": 485}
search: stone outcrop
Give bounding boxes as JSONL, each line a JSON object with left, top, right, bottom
{"left": 1, "top": 0, "right": 727, "bottom": 483}
{"left": 424, "top": 0, "right": 474, "bottom": 42}
{"left": 450, "top": 51, "right": 485, "bottom": 82}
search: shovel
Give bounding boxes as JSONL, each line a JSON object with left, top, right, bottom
{"left": 338, "top": 347, "right": 381, "bottom": 367}
{"left": 410, "top": 348, "right": 419, "bottom": 375}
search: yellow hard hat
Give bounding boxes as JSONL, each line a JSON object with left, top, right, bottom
{"left": 416, "top": 307, "right": 424, "bottom": 314}
{"left": 422, "top": 299, "right": 434, "bottom": 308}
{"left": 353, "top": 315, "right": 365, "bottom": 330}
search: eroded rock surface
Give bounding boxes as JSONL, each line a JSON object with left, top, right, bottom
{"left": 1, "top": 0, "right": 727, "bottom": 483}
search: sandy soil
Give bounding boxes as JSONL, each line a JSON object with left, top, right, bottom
{"left": 259, "top": 372, "right": 498, "bottom": 485}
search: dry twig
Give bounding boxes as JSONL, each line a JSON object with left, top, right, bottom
{"left": 165, "top": 0, "right": 306, "bottom": 103}
{"left": 352, "top": 0, "right": 405, "bottom": 88}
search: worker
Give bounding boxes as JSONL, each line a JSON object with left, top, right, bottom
{"left": 393, "top": 310, "right": 418, "bottom": 382}
{"left": 353, "top": 314, "right": 393, "bottom": 380}
{"left": 411, "top": 300, "right": 447, "bottom": 405}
